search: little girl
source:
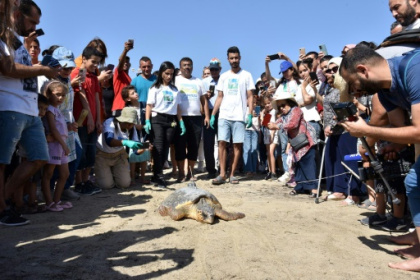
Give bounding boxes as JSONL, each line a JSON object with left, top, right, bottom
{"left": 41, "top": 81, "right": 72, "bottom": 212}
{"left": 261, "top": 96, "right": 279, "bottom": 181}
{"left": 122, "top": 85, "right": 151, "bottom": 186}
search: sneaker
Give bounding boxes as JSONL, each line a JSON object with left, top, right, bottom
{"left": 264, "top": 172, "right": 272, "bottom": 180}
{"left": 270, "top": 173, "right": 277, "bottom": 181}
{"left": 46, "top": 202, "right": 63, "bottom": 212}
{"left": 381, "top": 217, "right": 409, "bottom": 232}
{"left": 155, "top": 178, "right": 167, "bottom": 188}
{"left": 74, "top": 182, "right": 83, "bottom": 193}
{"left": 278, "top": 172, "right": 291, "bottom": 185}
{"left": 56, "top": 201, "right": 73, "bottom": 209}
{"left": 61, "top": 189, "right": 80, "bottom": 201}
{"left": 84, "top": 181, "right": 102, "bottom": 195}
{"left": 359, "top": 213, "right": 387, "bottom": 226}
{"left": 0, "top": 209, "right": 30, "bottom": 226}
{"left": 163, "top": 161, "right": 170, "bottom": 169}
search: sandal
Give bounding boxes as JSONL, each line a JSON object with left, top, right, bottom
{"left": 358, "top": 199, "right": 376, "bottom": 211}
{"left": 341, "top": 197, "right": 355, "bottom": 206}
{"left": 289, "top": 190, "right": 298, "bottom": 196}
{"left": 46, "top": 202, "right": 63, "bottom": 212}
{"left": 57, "top": 201, "right": 73, "bottom": 209}
{"left": 229, "top": 176, "right": 239, "bottom": 184}
{"left": 186, "top": 173, "right": 197, "bottom": 182}
{"left": 212, "top": 175, "right": 226, "bottom": 185}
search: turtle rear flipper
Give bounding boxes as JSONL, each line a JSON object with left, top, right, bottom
{"left": 215, "top": 208, "right": 245, "bottom": 221}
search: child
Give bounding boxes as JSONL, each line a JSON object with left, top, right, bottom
{"left": 261, "top": 96, "right": 278, "bottom": 180}
{"left": 121, "top": 85, "right": 151, "bottom": 185}
{"left": 71, "top": 46, "right": 103, "bottom": 195}
{"left": 41, "top": 81, "right": 72, "bottom": 212}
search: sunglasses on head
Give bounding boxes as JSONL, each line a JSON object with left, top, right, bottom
{"left": 326, "top": 66, "right": 339, "bottom": 74}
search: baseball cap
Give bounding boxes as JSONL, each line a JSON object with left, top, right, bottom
{"left": 209, "top": 58, "right": 221, "bottom": 69}
{"left": 52, "top": 47, "right": 76, "bottom": 68}
{"left": 279, "top": 61, "right": 293, "bottom": 74}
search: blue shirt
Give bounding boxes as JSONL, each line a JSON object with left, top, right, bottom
{"left": 131, "top": 74, "right": 157, "bottom": 103}
{"left": 378, "top": 54, "right": 420, "bottom": 112}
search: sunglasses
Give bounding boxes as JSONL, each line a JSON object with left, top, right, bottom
{"left": 277, "top": 103, "right": 287, "bottom": 108}
{"left": 326, "top": 66, "right": 339, "bottom": 74}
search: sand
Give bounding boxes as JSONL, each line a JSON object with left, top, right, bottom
{"left": 1, "top": 172, "right": 419, "bottom": 280}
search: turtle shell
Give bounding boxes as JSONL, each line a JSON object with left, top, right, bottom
{"left": 160, "top": 187, "right": 221, "bottom": 209}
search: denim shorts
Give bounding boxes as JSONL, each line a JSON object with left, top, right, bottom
{"left": 0, "top": 111, "right": 48, "bottom": 164}
{"left": 404, "top": 157, "right": 420, "bottom": 226}
{"left": 217, "top": 118, "right": 245, "bottom": 143}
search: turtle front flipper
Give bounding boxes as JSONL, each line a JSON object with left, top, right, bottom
{"left": 214, "top": 208, "right": 245, "bottom": 221}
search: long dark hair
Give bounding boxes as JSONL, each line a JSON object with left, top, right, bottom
{"left": 152, "top": 61, "right": 176, "bottom": 90}
{"left": 278, "top": 66, "right": 301, "bottom": 85}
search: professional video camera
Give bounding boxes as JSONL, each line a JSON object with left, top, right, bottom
{"left": 358, "top": 154, "right": 412, "bottom": 181}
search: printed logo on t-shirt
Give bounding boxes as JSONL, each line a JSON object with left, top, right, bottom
{"left": 15, "top": 43, "right": 37, "bottom": 93}
{"left": 179, "top": 83, "right": 198, "bottom": 101}
{"left": 163, "top": 90, "right": 174, "bottom": 108}
{"left": 227, "top": 78, "right": 239, "bottom": 95}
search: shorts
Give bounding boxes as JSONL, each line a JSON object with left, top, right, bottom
{"left": 218, "top": 119, "right": 245, "bottom": 144}
{"left": 47, "top": 141, "right": 70, "bottom": 165}
{"left": 0, "top": 111, "right": 48, "bottom": 164}
{"left": 263, "top": 127, "right": 279, "bottom": 145}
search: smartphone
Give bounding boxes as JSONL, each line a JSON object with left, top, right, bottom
{"left": 319, "top": 44, "right": 328, "bottom": 55}
{"left": 268, "top": 54, "right": 280, "bottom": 60}
{"left": 140, "top": 142, "right": 150, "bottom": 149}
{"left": 106, "top": 64, "right": 115, "bottom": 71}
{"left": 79, "top": 68, "right": 87, "bottom": 82}
{"left": 35, "top": 28, "right": 44, "bottom": 36}
{"left": 262, "top": 113, "right": 271, "bottom": 127}
{"left": 309, "top": 72, "right": 319, "bottom": 83}
{"left": 255, "top": 106, "right": 261, "bottom": 115}
{"left": 209, "top": 84, "right": 215, "bottom": 95}
{"left": 299, "top": 47, "right": 306, "bottom": 56}
{"left": 128, "top": 39, "right": 134, "bottom": 44}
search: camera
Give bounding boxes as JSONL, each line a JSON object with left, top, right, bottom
{"left": 330, "top": 102, "right": 358, "bottom": 122}
{"left": 358, "top": 155, "right": 412, "bottom": 181}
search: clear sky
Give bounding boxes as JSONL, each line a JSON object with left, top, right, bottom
{"left": 36, "top": 0, "right": 393, "bottom": 80}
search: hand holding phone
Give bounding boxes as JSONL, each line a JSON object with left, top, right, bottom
{"left": 299, "top": 47, "right": 306, "bottom": 56}
{"left": 209, "top": 85, "right": 215, "bottom": 97}
{"left": 255, "top": 106, "right": 261, "bottom": 115}
{"left": 319, "top": 44, "right": 328, "bottom": 55}
{"left": 35, "top": 28, "right": 44, "bottom": 37}
{"left": 309, "top": 72, "right": 319, "bottom": 84}
{"left": 79, "top": 68, "right": 87, "bottom": 83}
{"left": 262, "top": 113, "right": 272, "bottom": 127}
{"left": 106, "top": 64, "right": 115, "bottom": 72}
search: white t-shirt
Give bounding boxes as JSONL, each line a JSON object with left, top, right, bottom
{"left": 175, "top": 75, "right": 204, "bottom": 116}
{"left": 295, "top": 82, "right": 320, "bottom": 122}
{"left": 217, "top": 69, "right": 255, "bottom": 122}
{"left": 97, "top": 118, "right": 139, "bottom": 153}
{"left": 0, "top": 38, "right": 38, "bottom": 116}
{"left": 147, "top": 85, "right": 181, "bottom": 116}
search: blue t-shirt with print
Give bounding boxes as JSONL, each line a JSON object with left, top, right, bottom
{"left": 378, "top": 53, "right": 420, "bottom": 112}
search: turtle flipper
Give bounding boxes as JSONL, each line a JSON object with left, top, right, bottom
{"left": 214, "top": 208, "right": 245, "bottom": 221}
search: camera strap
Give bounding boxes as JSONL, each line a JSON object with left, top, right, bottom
{"left": 398, "top": 49, "right": 420, "bottom": 92}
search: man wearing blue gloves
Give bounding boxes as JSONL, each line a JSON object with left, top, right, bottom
{"left": 210, "top": 46, "right": 255, "bottom": 185}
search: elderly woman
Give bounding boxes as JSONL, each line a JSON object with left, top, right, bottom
{"left": 268, "top": 92, "right": 318, "bottom": 197}
{"left": 95, "top": 107, "right": 143, "bottom": 189}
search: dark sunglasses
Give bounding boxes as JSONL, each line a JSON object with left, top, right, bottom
{"left": 277, "top": 103, "right": 287, "bottom": 108}
{"left": 326, "top": 66, "right": 339, "bottom": 74}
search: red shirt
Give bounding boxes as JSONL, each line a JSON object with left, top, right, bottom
{"left": 112, "top": 69, "right": 132, "bottom": 111}
{"left": 71, "top": 67, "right": 100, "bottom": 126}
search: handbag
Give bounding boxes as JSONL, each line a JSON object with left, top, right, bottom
{"left": 289, "top": 119, "right": 309, "bottom": 151}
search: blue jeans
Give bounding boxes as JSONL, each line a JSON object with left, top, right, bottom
{"left": 279, "top": 130, "right": 288, "bottom": 172}
{"left": 243, "top": 130, "right": 258, "bottom": 172}
{"left": 405, "top": 156, "right": 420, "bottom": 226}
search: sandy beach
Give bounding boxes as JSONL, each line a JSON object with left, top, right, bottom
{"left": 1, "top": 170, "right": 418, "bottom": 280}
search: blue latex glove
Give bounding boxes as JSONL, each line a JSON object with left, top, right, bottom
{"left": 180, "top": 120, "right": 186, "bottom": 136}
{"left": 122, "top": 140, "right": 143, "bottom": 149}
{"left": 210, "top": 115, "right": 215, "bottom": 129}
{"left": 144, "top": 120, "right": 151, "bottom": 134}
{"left": 246, "top": 113, "right": 252, "bottom": 128}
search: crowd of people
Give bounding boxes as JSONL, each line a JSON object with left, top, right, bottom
{"left": 2, "top": 0, "right": 420, "bottom": 273}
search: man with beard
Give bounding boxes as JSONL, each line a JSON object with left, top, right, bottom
{"left": 210, "top": 46, "right": 255, "bottom": 185}
{"left": 339, "top": 45, "right": 420, "bottom": 272}
{"left": 390, "top": 0, "right": 420, "bottom": 30}
{"left": 0, "top": 0, "right": 59, "bottom": 226}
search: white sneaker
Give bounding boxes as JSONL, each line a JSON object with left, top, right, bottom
{"left": 61, "top": 189, "right": 80, "bottom": 201}
{"left": 278, "top": 172, "right": 291, "bottom": 185}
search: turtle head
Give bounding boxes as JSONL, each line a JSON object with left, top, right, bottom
{"left": 196, "top": 199, "right": 215, "bottom": 224}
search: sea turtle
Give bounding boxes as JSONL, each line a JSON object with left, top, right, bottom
{"left": 158, "top": 185, "right": 245, "bottom": 224}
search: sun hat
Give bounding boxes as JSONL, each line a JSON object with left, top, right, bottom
{"left": 271, "top": 92, "right": 298, "bottom": 111}
{"left": 279, "top": 61, "right": 293, "bottom": 74}
{"left": 116, "top": 107, "right": 138, "bottom": 124}
{"left": 52, "top": 47, "right": 76, "bottom": 68}
{"left": 209, "top": 58, "right": 221, "bottom": 69}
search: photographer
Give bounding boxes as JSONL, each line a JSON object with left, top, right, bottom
{"left": 339, "top": 45, "right": 420, "bottom": 272}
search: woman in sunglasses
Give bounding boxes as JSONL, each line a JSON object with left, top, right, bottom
{"left": 268, "top": 92, "right": 318, "bottom": 197}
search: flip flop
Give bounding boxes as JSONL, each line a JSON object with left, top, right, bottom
{"left": 229, "top": 176, "right": 239, "bottom": 184}
{"left": 212, "top": 175, "right": 226, "bottom": 185}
